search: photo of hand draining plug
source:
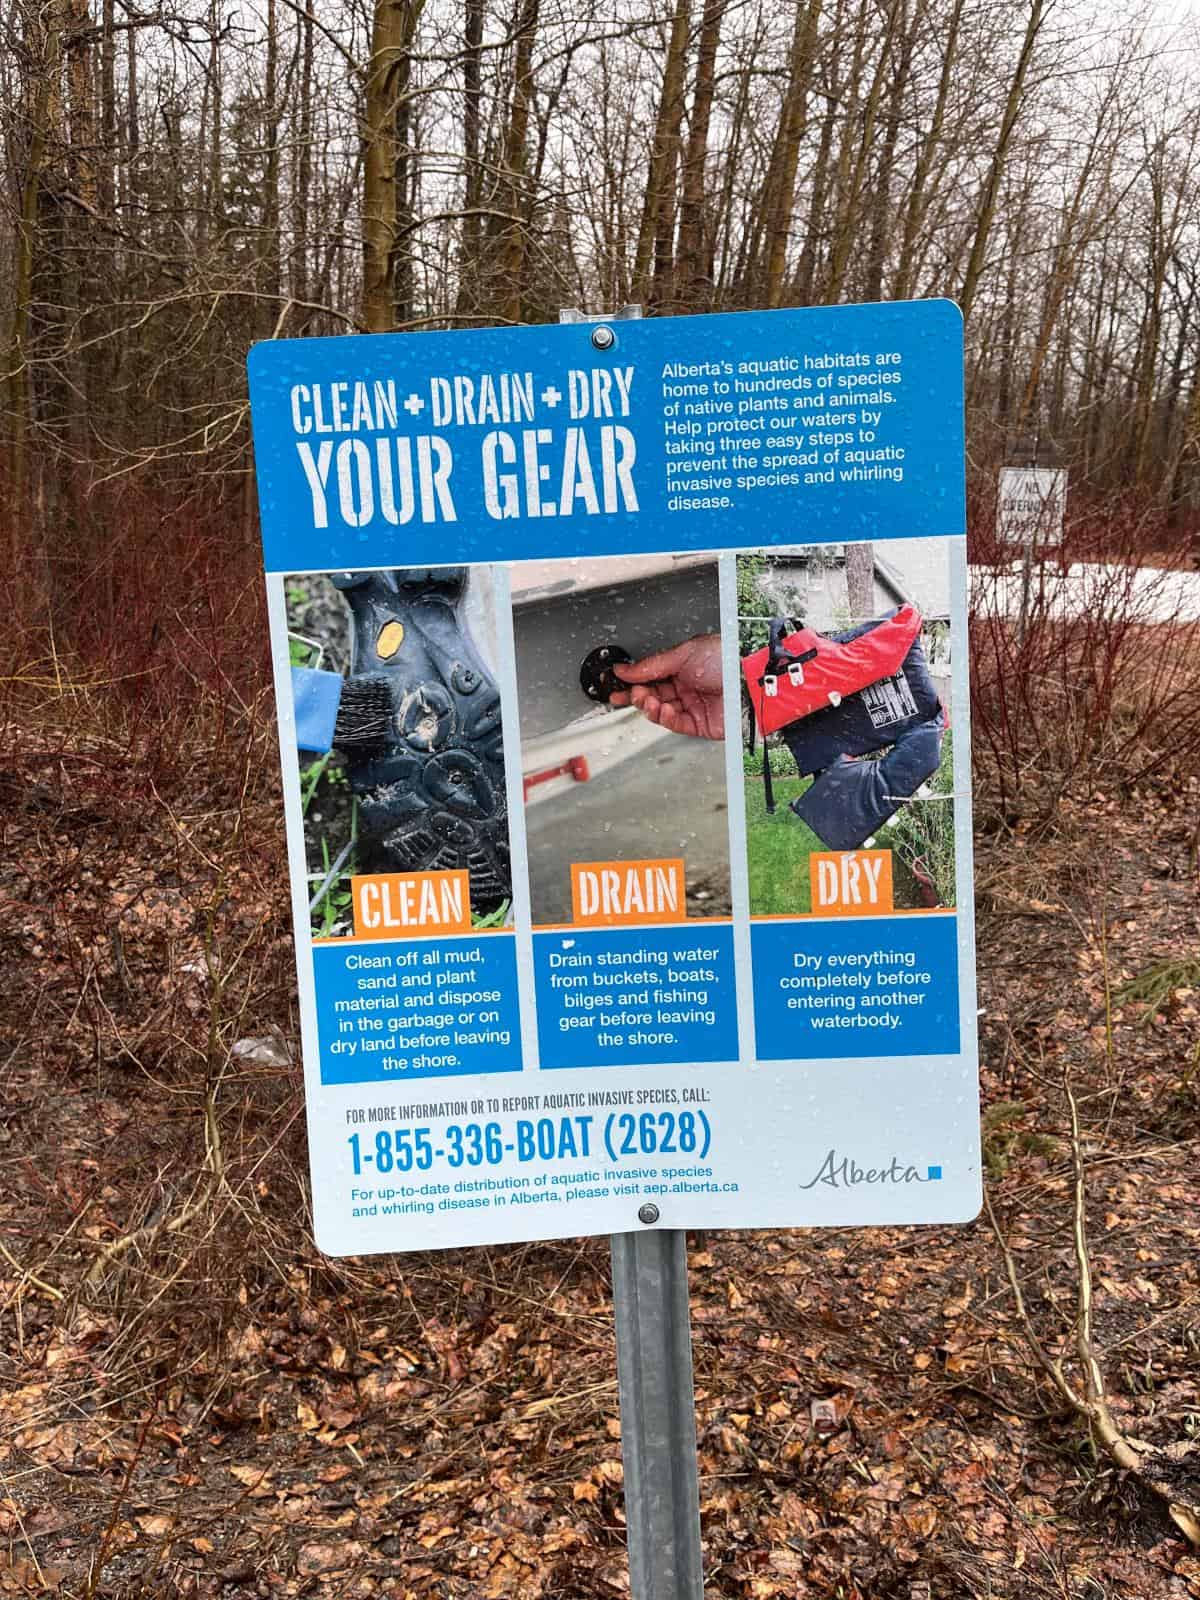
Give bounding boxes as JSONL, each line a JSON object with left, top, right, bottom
{"left": 606, "top": 634, "right": 725, "bottom": 741}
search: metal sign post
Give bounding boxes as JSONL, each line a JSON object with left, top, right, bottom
{"left": 612, "top": 1225, "right": 704, "bottom": 1597}
{"left": 560, "top": 305, "right": 705, "bottom": 1599}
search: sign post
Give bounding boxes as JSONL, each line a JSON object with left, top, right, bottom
{"left": 612, "top": 1226, "right": 704, "bottom": 1598}
{"left": 996, "top": 462, "right": 1067, "bottom": 550}
{"left": 247, "top": 298, "right": 980, "bottom": 1596}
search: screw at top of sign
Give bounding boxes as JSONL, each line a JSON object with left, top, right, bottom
{"left": 591, "top": 325, "right": 615, "bottom": 351}
{"left": 637, "top": 1203, "right": 660, "bottom": 1225}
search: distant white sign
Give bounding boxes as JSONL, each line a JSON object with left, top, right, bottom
{"left": 997, "top": 467, "right": 1066, "bottom": 547}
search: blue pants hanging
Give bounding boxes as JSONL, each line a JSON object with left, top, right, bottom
{"left": 790, "top": 714, "right": 944, "bottom": 851}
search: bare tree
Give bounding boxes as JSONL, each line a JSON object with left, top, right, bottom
{"left": 0, "top": 0, "right": 1196, "bottom": 521}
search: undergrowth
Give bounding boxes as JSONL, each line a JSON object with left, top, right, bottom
{"left": 966, "top": 485, "right": 1200, "bottom": 830}
{"left": 0, "top": 473, "right": 319, "bottom": 1394}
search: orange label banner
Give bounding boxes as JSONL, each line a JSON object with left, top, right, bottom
{"left": 351, "top": 870, "right": 471, "bottom": 939}
{"left": 809, "top": 850, "right": 894, "bottom": 917}
{"left": 570, "top": 858, "right": 686, "bottom": 927}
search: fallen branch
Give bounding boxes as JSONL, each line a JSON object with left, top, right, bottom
{"left": 986, "top": 1072, "right": 1200, "bottom": 1547}
{"left": 80, "top": 1075, "right": 226, "bottom": 1293}
{"left": 0, "top": 1235, "right": 65, "bottom": 1303}
{"left": 80, "top": 1174, "right": 214, "bottom": 1291}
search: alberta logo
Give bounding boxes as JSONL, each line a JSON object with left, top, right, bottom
{"left": 799, "top": 1150, "right": 944, "bottom": 1190}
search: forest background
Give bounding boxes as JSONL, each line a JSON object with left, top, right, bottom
{"left": 4, "top": 0, "right": 1200, "bottom": 516}
{"left": 3, "top": 0, "right": 1200, "bottom": 1596}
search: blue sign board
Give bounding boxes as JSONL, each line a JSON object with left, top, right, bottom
{"left": 249, "top": 301, "right": 980, "bottom": 1256}
{"left": 249, "top": 301, "right": 964, "bottom": 573}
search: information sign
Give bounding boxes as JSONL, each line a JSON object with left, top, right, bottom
{"left": 997, "top": 465, "right": 1067, "bottom": 547}
{"left": 248, "top": 300, "right": 981, "bottom": 1255}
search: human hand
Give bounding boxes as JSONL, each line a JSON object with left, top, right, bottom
{"left": 608, "top": 633, "right": 725, "bottom": 740}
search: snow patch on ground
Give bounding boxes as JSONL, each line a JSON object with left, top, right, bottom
{"left": 971, "top": 562, "right": 1200, "bottom": 623}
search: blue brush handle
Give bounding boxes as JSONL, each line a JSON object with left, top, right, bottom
{"left": 292, "top": 666, "right": 343, "bottom": 753}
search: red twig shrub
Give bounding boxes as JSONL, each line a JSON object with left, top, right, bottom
{"left": 967, "top": 489, "right": 1200, "bottom": 824}
{"left": 1, "top": 467, "right": 273, "bottom": 805}
{"left": 5, "top": 467, "right": 1197, "bottom": 834}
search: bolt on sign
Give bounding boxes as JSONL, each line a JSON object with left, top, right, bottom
{"left": 247, "top": 300, "right": 981, "bottom": 1256}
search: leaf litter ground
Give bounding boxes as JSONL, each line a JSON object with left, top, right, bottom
{"left": 1, "top": 740, "right": 1198, "bottom": 1600}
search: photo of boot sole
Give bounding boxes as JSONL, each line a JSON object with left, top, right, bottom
{"left": 331, "top": 568, "right": 511, "bottom": 916}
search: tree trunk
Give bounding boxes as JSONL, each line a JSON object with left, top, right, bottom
{"left": 6, "top": 3, "right": 63, "bottom": 503}
{"left": 1012, "top": 73, "right": 1126, "bottom": 443}
{"left": 675, "top": 0, "right": 723, "bottom": 309}
{"left": 994, "top": 196, "right": 1028, "bottom": 440}
{"left": 959, "top": 0, "right": 1046, "bottom": 324}
{"left": 826, "top": 0, "right": 905, "bottom": 300}
{"left": 844, "top": 542, "right": 876, "bottom": 622}
{"left": 759, "top": 0, "right": 824, "bottom": 307}
{"left": 123, "top": 14, "right": 138, "bottom": 224}
{"left": 363, "top": 0, "right": 424, "bottom": 332}
{"left": 793, "top": 66, "right": 837, "bottom": 305}
{"left": 1129, "top": 121, "right": 1199, "bottom": 487}
{"left": 1165, "top": 354, "right": 1199, "bottom": 527}
{"left": 292, "top": 3, "right": 314, "bottom": 317}
{"left": 632, "top": 0, "right": 691, "bottom": 306}
{"left": 492, "top": 0, "right": 540, "bottom": 324}
{"left": 390, "top": 7, "right": 420, "bottom": 328}
{"left": 891, "top": 0, "right": 964, "bottom": 299}
{"left": 201, "top": 0, "right": 223, "bottom": 255}
{"left": 99, "top": 0, "right": 116, "bottom": 215}
{"left": 457, "top": 0, "right": 484, "bottom": 316}
{"left": 713, "top": 54, "right": 754, "bottom": 304}
{"left": 863, "top": 0, "right": 915, "bottom": 301}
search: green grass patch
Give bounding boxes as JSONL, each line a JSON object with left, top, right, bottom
{"left": 744, "top": 775, "right": 825, "bottom": 916}
{"left": 742, "top": 739, "right": 800, "bottom": 777}
{"left": 888, "top": 729, "right": 956, "bottom": 909}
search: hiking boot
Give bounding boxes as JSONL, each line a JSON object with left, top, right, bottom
{"left": 331, "top": 568, "right": 510, "bottom": 916}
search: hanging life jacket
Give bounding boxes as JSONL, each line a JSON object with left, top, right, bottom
{"left": 780, "top": 612, "right": 942, "bottom": 777}
{"left": 740, "top": 606, "right": 940, "bottom": 813}
{"left": 742, "top": 605, "right": 923, "bottom": 736}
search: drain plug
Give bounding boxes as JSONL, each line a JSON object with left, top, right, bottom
{"left": 579, "top": 643, "right": 632, "bottom": 703}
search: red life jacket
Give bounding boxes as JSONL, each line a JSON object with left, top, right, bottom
{"left": 741, "top": 604, "right": 924, "bottom": 736}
